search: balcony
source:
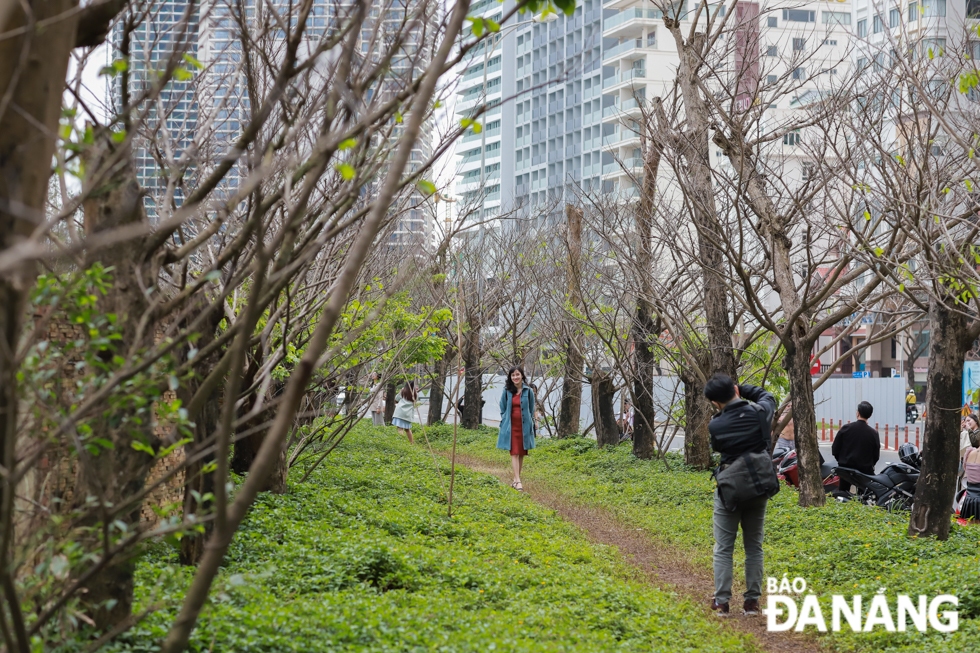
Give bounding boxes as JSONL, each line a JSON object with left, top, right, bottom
{"left": 603, "top": 157, "right": 643, "bottom": 176}
{"left": 602, "top": 39, "right": 647, "bottom": 63}
{"left": 460, "top": 127, "right": 501, "bottom": 144}
{"left": 602, "top": 97, "right": 642, "bottom": 121}
{"left": 461, "top": 60, "right": 501, "bottom": 83}
{"left": 604, "top": 8, "right": 662, "bottom": 38}
{"left": 603, "top": 68, "right": 647, "bottom": 90}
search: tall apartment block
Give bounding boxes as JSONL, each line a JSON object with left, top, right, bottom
{"left": 600, "top": 1, "right": 853, "bottom": 199}
{"left": 114, "top": 0, "right": 436, "bottom": 246}
{"left": 111, "top": 1, "right": 200, "bottom": 217}
{"left": 455, "top": 0, "right": 605, "bottom": 227}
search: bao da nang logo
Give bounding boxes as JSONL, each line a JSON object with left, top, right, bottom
{"left": 765, "top": 576, "right": 958, "bottom": 633}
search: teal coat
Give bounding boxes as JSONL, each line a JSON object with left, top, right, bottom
{"left": 497, "top": 386, "right": 536, "bottom": 452}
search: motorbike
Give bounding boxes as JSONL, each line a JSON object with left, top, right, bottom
{"left": 833, "top": 443, "right": 920, "bottom": 512}
{"left": 906, "top": 404, "right": 919, "bottom": 424}
{"left": 775, "top": 449, "right": 840, "bottom": 494}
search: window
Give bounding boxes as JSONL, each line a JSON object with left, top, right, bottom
{"left": 767, "top": 45, "right": 778, "bottom": 56}
{"left": 784, "top": 131, "right": 801, "bottom": 146}
{"left": 792, "top": 67, "right": 805, "bottom": 79}
{"left": 767, "top": 74, "right": 778, "bottom": 84}
{"left": 646, "top": 30, "right": 656, "bottom": 47}
{"left": 822, "top": 11, "right": 850, "bottom": 25}
{"left": 823, "top": 39, "right": 838, "bottom": 45}
{"left": 889, "top": 8, "right": 900, "bottom": 26}
{"left": 922, "top": 0, "right": 945, "bottom": 16}
{"left": 923, "top": 37, "right": 946, "bottom": 57}
{"left": 782, "top": 9, "right": 815, "bottom": 22}
{"left": 768, "top": 16, "right": 777, "bottom": 27}
{"left": 873, "top": 15, "right": 883, "bottom": 33}
{"left": 857, "top": 19, "right": 867, "bottom": 37}
{"left": 857, "top": 56, "right": 868, "bottom": 68}
{"left": 793, "top": 37, "right": 805, "bottom": 51}
{"left": 909, "top": 1, "right": 918, "bottom": 21}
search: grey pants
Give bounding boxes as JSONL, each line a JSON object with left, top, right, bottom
{"left": 371, "top": 411, "right": 384, "bottom": 427}
{"left": 712, "top": 492, "right": 768, "bottom": 605}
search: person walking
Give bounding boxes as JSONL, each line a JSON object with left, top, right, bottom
{"left": 368, "top": 372, "right": 385, "bottom": 427}
{"left": 704, "top": 374, "right": 777, "bottom": 618}
{"left": 392, "top": 380, "right": 418, "bottom": 444}
{"left": 497, "top": 366, "right": 535, "bottom": 492}
{"left": 832, "top": 401, "right": 880, "bottom": 494}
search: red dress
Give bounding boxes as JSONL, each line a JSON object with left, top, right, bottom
{"left": 510, "top": 393, "right": 528, "bottom": 456}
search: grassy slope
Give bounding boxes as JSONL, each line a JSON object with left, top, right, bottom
{"left": 424, "top": 424, "right": 980, "bottom": 653}
{"left": 79, "top": 423, "right": 756, "bottom": 652}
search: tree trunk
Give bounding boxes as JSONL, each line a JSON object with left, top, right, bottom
{"left": 592, "top": 373, "right": 619, "bottom": 447}
{"left": 179, "top": 390, "right": 220, "bottom": 566}
{"left": 384, "top": 381, "right": 396, "bottom": 424}
{"left": 427, "top": 348, "right": 454, "bottom": 425}
{"left": 787, "top": 339, "right": 825, "bottom": 507}
{"left": 680, "top": 357, "right": 712, "bottom": 470}
{"left": 558, "top": 204, "right": 584, "bottom": 439}
{"left": 1, "top": 9, "right": 79, "bottom": 641}
{"left": 73, "top": 128, "right": 162, "bottom": 629}
{"left": 557, "top": 342, "right": 584, "bottom": 438}
{"left": 909, "top": 299, "right": 971, "bottom": 540}
{"left": 461, "top": 324, "right": 482, "bottom": 429}
{"left": 633, "top": 129, "right": 662, "bottom": 460}
{"left": 632, "top": 310, "right": 659, "bottom": 459}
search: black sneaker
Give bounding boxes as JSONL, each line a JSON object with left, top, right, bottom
{"left": 743, "top": 598, "right": 760, "bottom": 615}
{"left": 710, "top": 598, "right": 730, "bottom": 617}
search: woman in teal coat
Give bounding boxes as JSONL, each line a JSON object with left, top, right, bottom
{"left": 498, "top": 366, "right": 535, "bottom": 491}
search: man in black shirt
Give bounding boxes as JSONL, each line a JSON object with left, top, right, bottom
{"left": 704, "top": 374, "right": 776, "bottom": 618}
{"left": 832, "top": 401, "right": 881, "bottom": 493}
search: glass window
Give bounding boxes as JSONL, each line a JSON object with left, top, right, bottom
{"left": 909, "top": 2, "right": 918, "bottom": 21}
{"left": 923, "top": 0, "right": 945, "bottom": 16}
{"left": 889, "top": 8, "right": 900, "bottom": 26}
{"left": 782, "top": 9, "right": 815, "bottom": 22}
{"left": 822, "top": 11, "right": 851, "bottom": 25}
{"left": 768, "top": 16, "right": 777, "bottom": 27}
{"left": 792, "top": 67, "right": 805, "bottom": 79}
{"left": 857, "top": 19, "right": 867, "bottom": 37}
{"left": 873, "top": 15, "right": 883, "bottom": 33}
{"left": 793, "top": 37, "right": 805, "bottom": 51}
{"left": 767, "top": 45, "right": 778, "bottom": 56}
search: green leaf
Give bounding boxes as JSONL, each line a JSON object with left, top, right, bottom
{"left": 485, "top": 19, "right": 500, "bottom": 32}
{"left": 395, "top": 112, "right": 403, "bottom": 124}
{"left": 173, "top": 66, "right": 193, "bottom": 82}
{"left": 553, "top": 0, "right": 577, "bottom": 16}
{"left": 183, "top": 53, "right": 204, "bottom": 70}
{"left": 460, "top": 118, "right": 482, "bottom": 133}
{"left": 417, "top": 180, "right": 437, "bottom": 195}
{"left": 111, "top": 130, "right": 127, "bottom": 143}
{"left": 336, "top": 163, "right": 356, "bottom": 180}
{"left": 338, "top": 138, "right": 357, "bottom": 150}
{"left": 469, "top": 17, "right": 485, "bottom": 37}
{"left": 131, "top": 441, "right": 155, "bottom": 455}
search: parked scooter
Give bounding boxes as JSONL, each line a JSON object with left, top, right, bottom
{"left": 775, "top": 450, "right": 840, "bottom": 493}
{"left": 833, "top": 443, "right": 920, "bottom": 512}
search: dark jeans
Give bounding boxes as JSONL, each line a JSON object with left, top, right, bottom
{"left": 712, "top": 492, "right": 768, "bottom": 605}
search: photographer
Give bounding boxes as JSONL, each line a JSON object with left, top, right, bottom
{"left": 704, "top": 374, "right": 777, "bottom": 618}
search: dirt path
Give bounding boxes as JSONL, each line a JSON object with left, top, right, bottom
{"left": 449, "top": 452, "right": 828, "bottom": 653}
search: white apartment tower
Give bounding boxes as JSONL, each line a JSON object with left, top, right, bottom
{"left": 455, "top": 0, "right": 606, "bottom": 228}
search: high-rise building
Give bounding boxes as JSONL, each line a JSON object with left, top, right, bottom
{"left": 114, "top": 0, "right": 436, "bottom": 245}
{"left": 111, "top": 1, "right": 200, "bottom": 217}
{"left": 456, "top": 1, "right": 855, "bottom": 224}
{"left": 455, "top": 0, "right": 605, "bottom": 228}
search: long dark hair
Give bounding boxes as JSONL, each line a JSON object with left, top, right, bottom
{"left": 401, "top": 380, "right": 417, "bottom": 402}
{"left": 505, "top": 366, "right": 527, "bottom": 395}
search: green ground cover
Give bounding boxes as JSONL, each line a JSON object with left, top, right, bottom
{"left": 425, "top": 424, "right": 980, "bottom": 653}
{"left": 67, "top": 423, "right": 757, "bottom": 652}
